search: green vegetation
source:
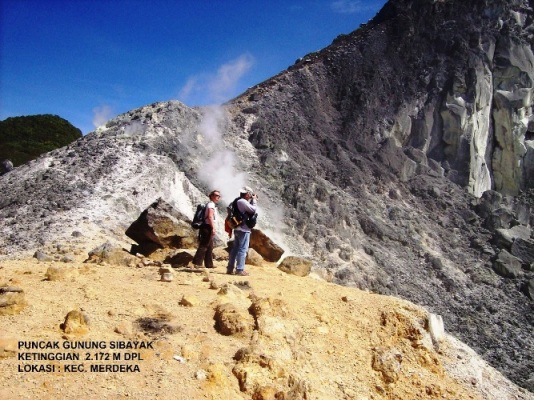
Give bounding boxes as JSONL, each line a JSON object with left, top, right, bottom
{"left": 0, "top": 114, "right": 82, "bottom": 167}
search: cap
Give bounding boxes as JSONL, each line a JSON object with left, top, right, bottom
{"left": 240, "top": 186, "right": 253, "bottom": 194}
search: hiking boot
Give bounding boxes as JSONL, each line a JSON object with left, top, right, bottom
{"left": 235, "top": 270, "right": 249, "bottom": 276}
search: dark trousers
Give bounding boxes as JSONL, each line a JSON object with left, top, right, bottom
{"left": 192, "top": 225, "right": 214, "bottom": 268}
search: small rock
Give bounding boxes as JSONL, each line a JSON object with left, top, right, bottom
{"left": 209, "top": 280, "right": 220, "bottom": 290}
{"left": 194, "top": 369, "right": 207, "bottom": 380}
{"left": 60, "top": 309, "right": 90, "bottom": 335}
{"left": 277, "top": 256, "right": 313, "bottom": 277}
{"left": 180, "top": 295, "right": 199, "bottom": 307}
{"left": 45, "top": 266, "right": 79, "bottom": 281}
{"left": 34, "top": 250, "right": 53, "bottom": 262}
{"left": 0, "top": 287, "right": 27, "bottom": 315}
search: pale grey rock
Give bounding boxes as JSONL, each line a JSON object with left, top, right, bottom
{"left": 493, "top": 225, "right": 532, "bottom": 249}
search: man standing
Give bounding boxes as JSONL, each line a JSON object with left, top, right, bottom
{"left": 192, "top": 190, "right": 221, "bottom": 269}
{"left": 227, "top": 186, "right": 257, "bottom": 276}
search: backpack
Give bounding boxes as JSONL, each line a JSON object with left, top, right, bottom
{"left": 226, "top": 198, "right": 257, "bottom": 229}
{"left": 191, "top": 203, "right": 207, "bottom": 229}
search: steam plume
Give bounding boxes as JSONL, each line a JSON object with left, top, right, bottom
{"left": 92, "top": 105, "right": 114, "bottom": 129}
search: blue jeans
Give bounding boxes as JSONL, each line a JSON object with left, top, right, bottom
{"left": 227, "top": 230, "right": 250, "bottom": 273}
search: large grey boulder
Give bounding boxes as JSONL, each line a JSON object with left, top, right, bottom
{"left": 511, "top": 238, "right": 534, "bottom": 264}
{"left": 493, "top": 250, "right": 524, "bottom": 279}
{"left": 493, "top": 225, "right": 532, "bottom": 250}
{"left": 125, "top": 198, "right": 196, "bottom": 256}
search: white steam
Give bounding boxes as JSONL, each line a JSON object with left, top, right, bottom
{"left": 197, "top": 150, "right": 247, "bottom": 199}
{"left": 92, "top": 105, "right": 114, "bottom": 129}
{"left": 186, "top": 56, "right": 293, "bottom": 254}
{"left": 188, "top": 55, "right": 256, "bottom": 202}
{"left": 179, "top": 53, "right": 254, "bottom": 106}
{"left": 196, "top": 105, "right": 247, "bottom": 203}
{"left": 208, "top": 54, "right": 254, "bottom": 104}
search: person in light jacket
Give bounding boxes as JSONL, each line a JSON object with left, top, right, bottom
{"left": 226, "top": 186, "right": 257, "bottom": 276}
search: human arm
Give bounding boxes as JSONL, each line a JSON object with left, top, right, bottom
{"left": 206, "top": 205, "right": 216, "bottom": 236}
{"left": 237, "top": 197, "right": 257, "bottom": 214}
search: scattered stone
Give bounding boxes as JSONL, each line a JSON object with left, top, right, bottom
{"left": 209, "top": 280, "right": 220, "bottom": 290}
{"left": 428, "top": 313, "right": 445, "bottom": 348}
{"left": 0, "top": 287, "right": 27, "bottom": 315}
{"left": 492, "top": 226, "right": 531, "bottom": 250}
{"left": 85, "top": 242, "right": 139, "bottom": 267}
{"left": 179, "top": 295, "right": 199, "bottom": 307}
{"left": 214, "top": 303, "right": 254, "bottom": 336}
{"left": 173, "top": 355, "right": 186, "bottom": 363}
{"left": 194, "top": 369, "right": 207, "bottom": 380}
{"left": 159, "top": 266, "right": 173, "bottom": 282}
{"left": 136, "top": 316, "right": 181, "bottom": 335}
{"left": 233, "top": 280, "right": 252, "bottom": 290}
{"left": 0, "top": 159, "right": 13, "bottom": 175}
{"left": 217, "top": 283, "right": 244, "bottom": 298}
{"left": 277, "top": 256, "right": 312, "bottom": 277}
{"left": 33, "top": 250, "right": 53, "bottom": 262}
{"left": 60, "top": 255, "right": 75, "bottom": 263}
{"left": 60, "top": 309, "right": 90, "bottom": 335}
{"left": 45, "top": 266, "right": 79, "bottom": 281}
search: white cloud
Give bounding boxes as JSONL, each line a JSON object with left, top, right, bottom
{"left": 92, "top": 105, "right": 114, "bottom": 128}
{"left": 331, "top": 0, "right": 373, "bottom": 13}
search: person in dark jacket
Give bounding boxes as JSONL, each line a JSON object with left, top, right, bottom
{"left": 192, "top": 190, "right": 221, "bottom": 268}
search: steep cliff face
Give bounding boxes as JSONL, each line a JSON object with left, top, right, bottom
{"left": 0, "top": 0, "right": 533, "bottom": 393}
{"left": 234, "top": 0, "right": 533, "bottom": 197}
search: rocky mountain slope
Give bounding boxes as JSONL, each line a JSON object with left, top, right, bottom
{"left": 0, "top": 0, "right": 533, "bottom": 393}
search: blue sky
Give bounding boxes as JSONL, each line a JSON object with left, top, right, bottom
{"left": 1, "top": 0, "right": 387, "bottom": 135}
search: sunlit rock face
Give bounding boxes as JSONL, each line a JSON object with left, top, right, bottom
{"left": 492, "top": 40, "right": 534, "bottom": 195}
{"left": 381, "top": 0, "right": 534, "bottom": 198}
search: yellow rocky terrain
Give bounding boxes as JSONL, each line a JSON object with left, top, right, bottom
{"left": 0, "top": 252, "right": 531, "bottom": 400}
